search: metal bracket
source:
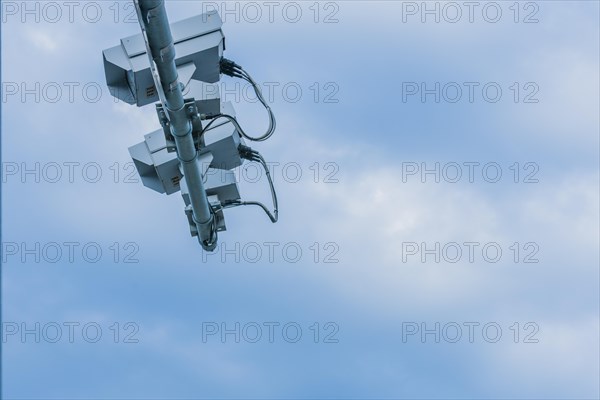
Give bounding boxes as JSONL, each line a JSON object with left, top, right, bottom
{"left": 156, "top": 100, "right": 204, "bottom": 153}
{"left": 185, "top": 196, "right": 226, "bottom": 238}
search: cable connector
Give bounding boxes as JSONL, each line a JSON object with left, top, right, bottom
{"left": 199, "top": 113, "right": 220, "bottom": 121}
{"left": 220, "top": 57, "right": 243, "bottom": 77}
{"left": 238, "top": 144, "right": 255, "bottom": 160}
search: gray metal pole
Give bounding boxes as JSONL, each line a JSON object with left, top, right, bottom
{"left": 137, "top": 0, "right": 216, "bottom": 250}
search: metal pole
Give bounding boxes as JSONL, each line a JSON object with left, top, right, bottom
{"left": 137, "top": 0, "right": 216, "bottom": 250}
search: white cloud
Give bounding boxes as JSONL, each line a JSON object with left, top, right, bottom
{"left": 26, "top": 29, "right": 57, "bottom": 52}
{"left": 485, "top": 316, "right": 600, "bottom": 398}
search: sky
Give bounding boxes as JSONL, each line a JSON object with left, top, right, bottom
{"left": 1, "top": 1, "right": 599, "bottom": 399}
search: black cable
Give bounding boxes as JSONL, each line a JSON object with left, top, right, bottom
{"left": 211, "top": 59, "right": 279, "bottom": 223}
{"left": 217, "top": 57, "right": 276, "bottom": 142}
{"left": 251, "top": 151, "right": 278, "bottom": 222}
{"left": 224, "top": 200, "right": 278, "bottom": 223}
{"left": 224, "top": 146, "right": 278, "bottom": 223}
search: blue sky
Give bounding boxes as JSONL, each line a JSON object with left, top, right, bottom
{"left": 1, "top": 1, "right": 599, "bottom": 399}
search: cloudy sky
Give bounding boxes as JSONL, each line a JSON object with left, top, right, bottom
{"left": 2, "top": 1, "right": 599, "bottom": 399}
